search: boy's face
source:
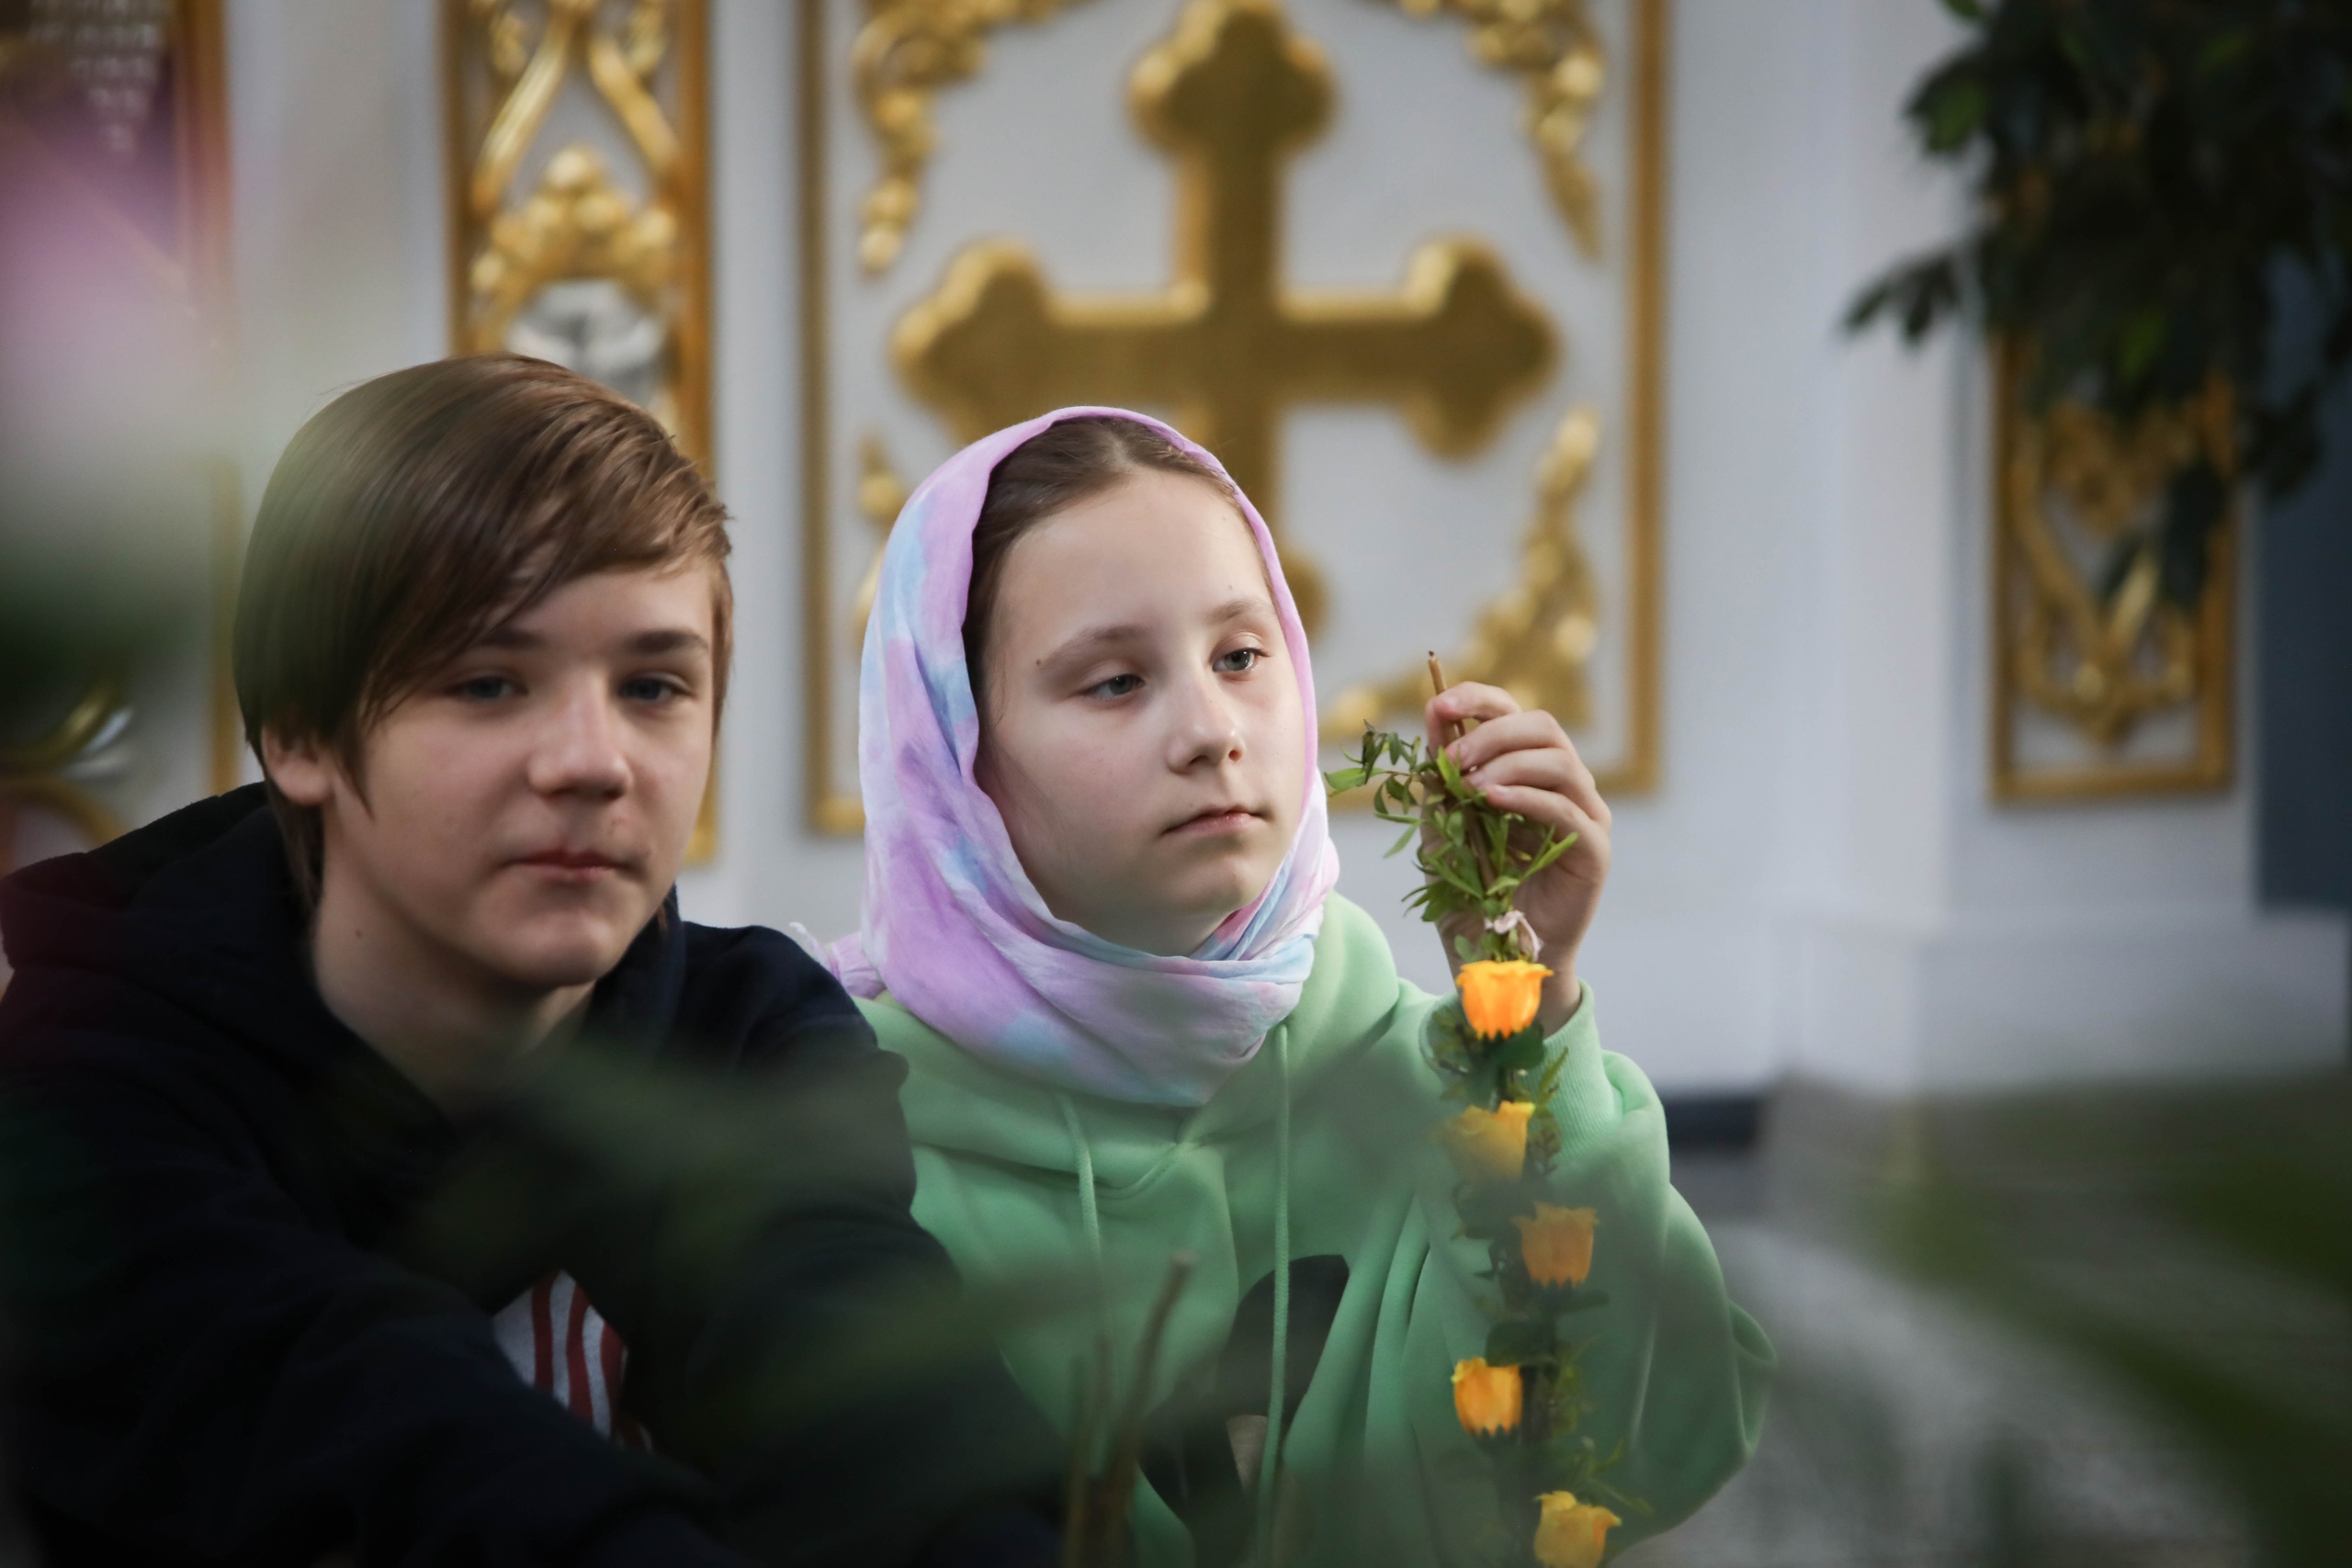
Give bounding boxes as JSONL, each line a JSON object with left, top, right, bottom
{"left": 270, "top": 564, "right": 718, "bottom": 999}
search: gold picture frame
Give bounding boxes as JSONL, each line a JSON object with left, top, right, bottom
{"left": 798, "top": 0, "right": 1667, "bottom": 832}
{"left": 0, "top": 0, "right": 237, "bottom": 863}
{"left": 442, "top": 0, "right": 718, "bottom": 857}
{"left": 1989, "top": 346, "right": 2235, "bottom": 802}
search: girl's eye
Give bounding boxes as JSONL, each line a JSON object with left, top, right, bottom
{"left": 620, "top": 675, "right": 684, "bottom": 704}
{"left": 1214, "top": 647, "right": 1264, "bottom": 674}
{"left": 453, "top": 675, "right": 516, "bottom": 703}
{"left": 1087, "top": 673, "right": 1145, "bottom": 699}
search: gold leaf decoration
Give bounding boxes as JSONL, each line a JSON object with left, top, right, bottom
{"left": 1385, "top": 0, "right": 1606, "bottom": 257}
{"left": 1326, "top": 404, "right": 1601, "bottom": 740}
{"left": 851, "top": 0, "right": 1097, "bottom": 275}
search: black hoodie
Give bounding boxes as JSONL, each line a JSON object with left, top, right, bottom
{"left": 0, "top": 787, "right": 1061, "bottom": 1568}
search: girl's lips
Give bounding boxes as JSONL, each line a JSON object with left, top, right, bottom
{"left": 1169, "top": 807, "right": 1260, "bottom": 836}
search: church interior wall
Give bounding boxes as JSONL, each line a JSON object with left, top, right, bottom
{"left": 163, "top": 0, "right": 2347, "bottom": 1100}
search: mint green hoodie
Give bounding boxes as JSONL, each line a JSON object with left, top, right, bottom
{"left": 864, "top": 895, "right": 1771, "bottom": 1566}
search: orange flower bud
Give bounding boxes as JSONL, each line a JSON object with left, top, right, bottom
{"left": 1457, "top": 959, "right": 1553, "bottom": 1038}
{"left": 1451, "top": 1358, "right": 1522, "bottom": 1438}
{"left": 1514, "top": 1203, "right": 1598, "bottom": 1288}
{"left": 1440, "top": 1100, "right": 1533, "bottom": 1183}
{"left": 1533, "top": 1491, "right": 1622, "bottom": 1568}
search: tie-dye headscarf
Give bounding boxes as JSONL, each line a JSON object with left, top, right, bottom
{"left": 826, "top": 407, "right": 1340, "bottom": 1107}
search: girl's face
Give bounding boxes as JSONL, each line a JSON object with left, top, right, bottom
{"left": 974, "top": 468, "right": 1306, "bottom": 957}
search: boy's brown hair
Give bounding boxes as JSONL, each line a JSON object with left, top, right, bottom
{"left": 233, "top": 355, "right": 731, "bottom": 902}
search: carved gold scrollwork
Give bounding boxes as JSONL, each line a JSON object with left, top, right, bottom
{"left": 0, "top": 674, "right": 131, "bottom": 872}
{"left": 1992, "top": 354, "right": 2233, "bottom": 798}
{"left": 447, "top": 0, "right": 708, "bottom": 459}
{"left": 852, "top": 0, "right": 1096, "bottom": 275}
{"left": 849, "top": 431, "right": 911, "bottom": 653}
{"left": 1385, "top": 0, "right": 1606, "bottom": 257}
{"left": 806, "top": 0, "right": 1667, "bottom": 829}
{"left": 2, "top": 0, "right": 233, "bottom": 841}
{"left": 1326, "top": 405, "right": 1600, "bottom": 739}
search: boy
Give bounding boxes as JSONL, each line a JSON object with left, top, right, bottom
{"left": 0, "top": 357, "right": 1060, "bottom": 1567}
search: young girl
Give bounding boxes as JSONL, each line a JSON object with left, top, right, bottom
{"left": 828, "top": 409, "right": 1769, "bottom": 1566}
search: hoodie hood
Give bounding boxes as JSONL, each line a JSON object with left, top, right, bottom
{"left": 4, "top": 788, "right": 356, "bottom": 1077}
{"left": 869, "top": 894, "right": 1422, "bottom": 1183}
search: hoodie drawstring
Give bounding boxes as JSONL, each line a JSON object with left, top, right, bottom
{"left": 1057, "top": 1093, "right": 1104, "bottom": 1283}
{"left": 1254, "top": 1023, "right": 1294, "bottom": 1562}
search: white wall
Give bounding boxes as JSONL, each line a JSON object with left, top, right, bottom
{"left": 195, "top": 0, "right": 2345, "bottom": 1095}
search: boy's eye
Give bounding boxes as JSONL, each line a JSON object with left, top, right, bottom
{"left": 620, "top": 675, "right": 685, "bottom": 704}
{"left": 1214, "top": 647, "right": 1264, "bottom": 674}
{"left": 453, "top": 674, "right": 517, "bottom": 703}
{"left": 1087, "top": 673, "right": 1145, "bottom": 699}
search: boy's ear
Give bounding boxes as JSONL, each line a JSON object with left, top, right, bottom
{"left": 261, "top": 728, "right": 336, "bottom": 807}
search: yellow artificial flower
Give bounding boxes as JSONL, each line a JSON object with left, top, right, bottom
{"left": 1457, "top": 958, "right": 1553, "bottom": 1038}
{"left": 1514, "top": 1203, "right": 1599, "bottom": 1288}
{"left": 1532, "top": 1491, "right": 1622, "bottom": 1568}
{"left": 1451, "top": 1358, "right": 1522, "bottom": 1438}
{"left": 1440, "top": 1100, "right": 1534, "bottom": 1183}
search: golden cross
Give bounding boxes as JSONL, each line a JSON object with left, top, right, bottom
{"left": 891, "top": 0, "right": 1556, "bottom": 636}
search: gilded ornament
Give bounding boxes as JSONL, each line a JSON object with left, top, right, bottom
{"left": 800, "top": 0, "right": 1669, "bottom": 829}
{"left": 0, "top": 674, "right": 130, "bottom": 869}
{"left": 849, "top": 431, "right": 912, "bottom": 653}
{"left": 2, "top": 2, "right": 234, "bottom": 828}
{"left": 1327, "top": 405, "right": 1601, "bottom": 741}
{"left": 1993, "top": 352, "right": 2234, "bottom": 796}
{"left": 892, "top": 0, "right": 1557, "bottom": 637}
{"left": 1384, "top": 0, "right": 1608, "bottom": 256}
{"left": 852, "top": 0, "right": 1096, "bottom": 274}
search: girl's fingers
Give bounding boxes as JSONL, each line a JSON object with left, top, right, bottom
{"left": 1464, "top": 745, "right": 1583, "bottom": 802}
{"left": 1472, "top": 776, "right": 1582, "bottom": 839}
{"left": 1449, "top": 708, "right": 1611, "bottom": 825}
{"left": 1425, "top": 688, "right": 1611, "bottom": 829}
{"left": 1444, "top": 708, "right": 1562, "bottom": 772}
{"left": 1424, "top": 681, "right": 1522, "bottom": 747}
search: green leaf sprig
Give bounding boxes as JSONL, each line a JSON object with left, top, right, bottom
{"left": 1324, "top": 724, "right": 1576, "bottom": 966}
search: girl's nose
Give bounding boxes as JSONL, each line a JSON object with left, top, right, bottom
{"left": 1168, "top": 671, "right": 1245, "bottom": 772}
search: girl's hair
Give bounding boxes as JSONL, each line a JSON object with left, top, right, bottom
{"left": 964, "top": 415, "right": 1237, "bottom": 705}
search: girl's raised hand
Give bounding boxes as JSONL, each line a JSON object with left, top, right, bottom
{"left": 1424, "top": 682, "right": 1611, "bottom": 1033}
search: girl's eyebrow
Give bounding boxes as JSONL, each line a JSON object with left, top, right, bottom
{"left": 1042, "top": 595, "right": 1275, "bottom": 671}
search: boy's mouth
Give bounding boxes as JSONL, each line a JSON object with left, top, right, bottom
{"left": 514, "top": 846, "right": 629, "bottom": 880}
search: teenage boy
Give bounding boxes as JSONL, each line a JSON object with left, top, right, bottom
{"left": 0, "top": 357, "right": 1060, "bottom": 1568}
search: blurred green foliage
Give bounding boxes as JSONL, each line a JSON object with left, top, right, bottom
{"left": 1848, "top": 0, "right": 2352, "bottom": 610}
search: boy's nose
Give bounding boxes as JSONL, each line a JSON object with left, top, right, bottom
{"left": 529, "top": 684, "right": 632, "bottom": 798}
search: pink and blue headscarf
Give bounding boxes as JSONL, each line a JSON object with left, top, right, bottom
{"left": 826, "top": 407, "right": 1340, "bottom": 1107}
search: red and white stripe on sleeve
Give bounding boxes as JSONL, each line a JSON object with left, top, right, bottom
{"left": 491, "top": 1271, "right": 650, "bottom": 1449}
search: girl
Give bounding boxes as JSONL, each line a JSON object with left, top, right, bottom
{"left": 828, "top": 409, "right": 1769, "bottom": 1566}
